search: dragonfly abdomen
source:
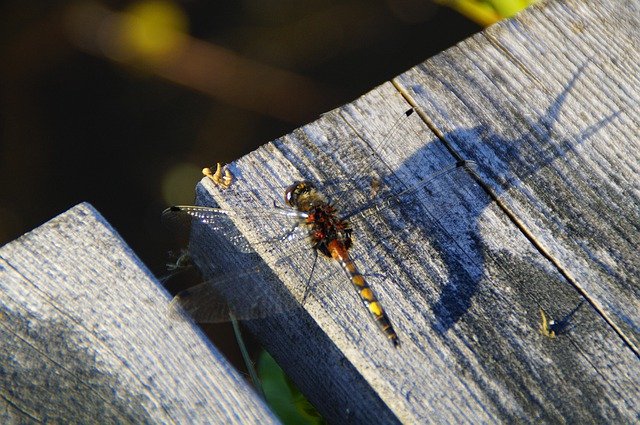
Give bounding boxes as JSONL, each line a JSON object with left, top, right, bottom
{"left": 327, "top": 240, "right": 399, "bottom": 346}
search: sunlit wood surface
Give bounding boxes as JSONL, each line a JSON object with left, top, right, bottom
{"left": 0, "top": 203, "right": 278, "bottom": 424}
{"left": 1, "top": 0, "right": 638, "bottom": 423}
{"left": 191, "top": 0, "right": 639, "bottom": 422}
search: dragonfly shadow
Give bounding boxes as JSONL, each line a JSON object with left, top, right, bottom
{"left": 166, "top": 64, "right": 620, "bottom": 348}
{"left": 391, "top": 65, "right": 619, "bottom": 332}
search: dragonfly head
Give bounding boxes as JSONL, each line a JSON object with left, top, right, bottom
{"left": 285, "top": 181, "right": 318, "bottom": 210}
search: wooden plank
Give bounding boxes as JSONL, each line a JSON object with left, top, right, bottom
{"left": 185, "top": 0, "right": 640, "bottom": 423}
{"left": 0, "top": 203, "right": 279, "bottom": 424}
{"left": 393, "top": 0, "right": 640, "bottom": 351}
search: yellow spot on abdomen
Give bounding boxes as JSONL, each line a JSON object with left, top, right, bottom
{"left": 369, "top": 301, "right": 383, "bottom": 317}
{"left": 345, "top": 262, "right": 357, "bottom": 274}
{"left": 352, "top": 274, "right": 365, "bottom": 287}
{"left": 360, "top": 287, "right": 374, "bottom": 301}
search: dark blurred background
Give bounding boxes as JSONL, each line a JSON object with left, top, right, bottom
{"left": 1, "top": 0, "right": 531, "bottom": 365}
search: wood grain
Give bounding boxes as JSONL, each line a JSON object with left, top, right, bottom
{"left": 187, "top": 0, "right": 640, "bottom": 422}
{"left": 394, "top": 0, "right": 640, "bottom": 351}
{"left": 0, "top": 203, "right": 278, "bottom": 424}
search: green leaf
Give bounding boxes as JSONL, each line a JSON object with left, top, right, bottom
{"left": 258, "top": 350, "right": 324, "bottom": 425}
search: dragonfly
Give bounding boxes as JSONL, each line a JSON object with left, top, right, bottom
{"left": 163, "top": 108, "right": 476, "bottom": 347}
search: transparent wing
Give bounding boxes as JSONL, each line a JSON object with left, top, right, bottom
{"left": 316, "top": 105, "right": 477, "bottom": 222}
{"left": 162, "top": 205, "right": 308, "bottom": 254}
{"left": 165, "top": 205, "right": 307, "bottom": 222}
{"left": 163, "top": 204, "right": 332, "bottom": 323}
{"left": 343, "top": 160, "right": 477, "bottom": 221}
{"left": 168, "top": 264, "right": 304, "bottom": 323}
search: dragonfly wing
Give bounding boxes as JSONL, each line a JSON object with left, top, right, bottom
{"left": 162, "top": 205, "right": 307, "bottom": 254}
{"left": 169, "top": 265, "right": 303, "bottom": 323}
{"left": 169, "top": 282, "right": 232, "bottom": 323}
{"left": 344, "top": 160, "right": 477, "bottom": 221}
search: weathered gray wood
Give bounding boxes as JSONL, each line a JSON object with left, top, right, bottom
{"left": 188, "top": 0, "right": 640, "bottom": 423}
{"left": 0, "top": 203, "right": 279, "bottom": 424}
{"left": 394, "top": 0, "right": 640, "bottom": 351}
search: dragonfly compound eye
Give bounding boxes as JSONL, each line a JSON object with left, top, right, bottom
{"left": 285, "top": 181, "right": 314, "bottom": 207}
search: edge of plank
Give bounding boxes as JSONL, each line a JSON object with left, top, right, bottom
{"left": 0, "top": 202, "right": 278, "bottom": 424}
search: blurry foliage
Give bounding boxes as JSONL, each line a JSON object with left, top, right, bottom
{"left": 258, "top": 350, "right": 324, "bottom": 425}
{"left": 437, "top": 0, "right": 537, "bottom": 26}
{"left": 120, "top": 0, "right": 188, "bottom": 62}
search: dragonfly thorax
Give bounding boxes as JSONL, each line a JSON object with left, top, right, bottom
{"left": 285, "top": 181, "right": 326, "bottom": 212}
{"left": 307, "top": 205, "right": 352, "bottom": 257}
